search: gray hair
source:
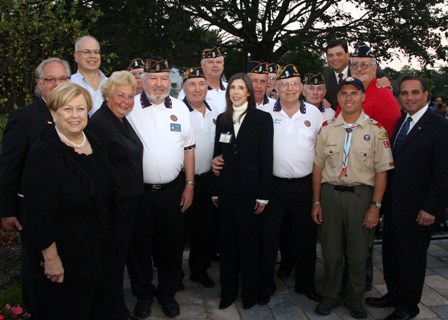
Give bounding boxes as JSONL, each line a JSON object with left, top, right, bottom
{"left": 74, "top": 35, "right": 100, "bottom": 51}
{"left": 34, "top": 58, "right": 71, "bottom": 97}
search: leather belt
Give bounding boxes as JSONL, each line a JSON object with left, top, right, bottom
{"left": 334, "top": 185, "right": 355, "bottom": 192}
{"left": 144, "top": 174, "right": 182, "bottom": 192}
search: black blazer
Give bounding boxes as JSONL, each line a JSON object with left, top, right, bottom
{"left": 0, "top": 98, "right": 53, "bottom": 218}
{"left": 213, "top": 107, "right": 273, "bottom": 199}
{"left": 87, "top": 102, "right": 144, "bottom": 198}
{"left": 325, "top": 67, "right": 351, "bottom": 110}
{"left": 389, "top": 109, "right": 448, "bottom": 231}
{"left": 23, "top": 127, "right": 118, "bottom": 287}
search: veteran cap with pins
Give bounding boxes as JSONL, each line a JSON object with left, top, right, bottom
{"left": 127, "top": 58, "right": 144, "bottom": 71}
{"left": 303, "top": 72, "right": 325, "bottom": 85}
{"left": 201, "top": 46, "right": 222, "bottom": 60}
{"left": 276, "top": 64, "right": 301, "bottom": 80}
{"left": 182, "top": 67, "right": 206, "bottom": 82}
{"left": 145, "top": 57, "right": 170, "bottom": 73}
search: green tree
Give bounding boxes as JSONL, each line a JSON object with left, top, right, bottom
{"left": 168, "top": 0, "right": 448, "bottom": 66}
{"left": 0, "top": 0, "right": 99, "bottom": 111}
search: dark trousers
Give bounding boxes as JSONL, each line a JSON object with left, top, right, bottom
{"left": 278, "top": 213, "right": 294, "bottom": 272}
{"left": 260, "top": 175, "right": 316, "bottom": 294}
{"left": 111, "top": 196, "right": 140, "bottom": 320}
{"left": 219, "top": 191, "right": 260, "bottom": 304}
{"left": 382, "top": 214, "right": 432, "bottom": 315}
{"left": 185, "top": 173, "right": 215, "bottom": 276}
{"left": 127, "top": 181, "right": 184, "bottom": 301}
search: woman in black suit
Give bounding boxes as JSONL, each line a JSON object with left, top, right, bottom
{"left": 213, "top": 73, "right": 273, "bottom": 310}
{"left": 22, "top": 82, "right": 118, "bottom": 320}
{"left": 87, "top": 71, "right": 143, "bottom": 320}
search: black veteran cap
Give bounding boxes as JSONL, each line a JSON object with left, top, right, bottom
{"left": 303, "top": 72, "right": 325, "bottom": 85}
{"left": 268, "top": 63, "right": 279, "bottom": 74}
{"left": 182, "top": 67, "right": 206, "bottom": 82}
{"left": 339, "top": 76, "right": 365, "bottom": 92}
{"left": 276, "top": 64, "right": 301, "bottom": 80}
{"left": 201, "top": 46, "right": 222, "bottom": 60}
{"left": 127, "top": 58, "right": 144, "bottom": 71}
{"left": 352, "top": 42, "right": 375, "bottom": 58}
{"left": 145, "top": 58, "right": 170, "bottom": 73}
{"left": 247, "top": 61, "right": 268, "bottom": 74}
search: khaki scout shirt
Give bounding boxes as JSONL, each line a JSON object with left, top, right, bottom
{"left": 314, "top": 111, "right": 394, "bottom": 187}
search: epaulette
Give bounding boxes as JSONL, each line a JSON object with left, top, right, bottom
{"left": 322, "top": 118, "right": 335, "bottom": 127}
{"left": 368, "top": 117, "right": 384, "bottom": 128}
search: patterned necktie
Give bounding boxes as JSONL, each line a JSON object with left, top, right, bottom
{"left": 339, "top": 124, "right": 360, "bottom": 178}
{"left": 393, "top": 117, "right": 412, "bottom": 155}
{"left": 338, "top": 73, "right": 344, "bottom": 84}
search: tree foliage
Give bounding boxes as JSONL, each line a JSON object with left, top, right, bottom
{"left": 0, "top": 0, "right": 98, "bottom": 110}
{"left": 168, "top": 0, "right": 448, "bottom": 66}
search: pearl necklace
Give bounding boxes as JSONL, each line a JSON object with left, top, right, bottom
{"left": 55, "top": 127, "right": 87, "bottom": 149}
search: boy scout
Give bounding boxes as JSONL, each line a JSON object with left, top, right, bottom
{"left": 311, "top": 77, "right": 394, "bottom": 318}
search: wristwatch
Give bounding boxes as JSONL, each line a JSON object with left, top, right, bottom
{"left": 185, "top": 180, "right": 196, "bottom": 187}
{"left": 371, "top": 201, "right": 382, "bottom": 208}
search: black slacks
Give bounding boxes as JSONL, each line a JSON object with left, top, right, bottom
{"left": 127, "top": 181, "right": 184, "bottom": 301}
{"left": 219, "top": 190, "right": 260, "bottom": 304}
{"left": 185, "top": 172, "right": 215, "bottom": 277}
{"left": 111, "top": 196, "right": 141, "bottom": 320}
{"left": 382, "top": 213, "right": 432, "bottom": 315}
{"left": 260, "top": 175, "right": 316, "bottom": 294}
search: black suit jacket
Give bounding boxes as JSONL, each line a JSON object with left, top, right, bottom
{"left": 87, "top": 102, "right": 144, "bottom": 198}
{"left": 213, "top": 107, "right": 273, "bottom": 199}
{"left": 325, "top": 67, "right": 351, "bottom": 110}
{"left": 389, "top": 108, "right": 448, "bottom": 231}
{"left": 0, "top": 98, "right": 53, "bottom": 218}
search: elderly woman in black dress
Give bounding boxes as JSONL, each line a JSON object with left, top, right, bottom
{"left": 88, "top": 71, "right": 143, "bottom": 320}
{"left": 23, "top": 82, "right": 118, "bottom": 320}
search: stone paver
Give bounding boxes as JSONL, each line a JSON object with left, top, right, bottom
{"left": 123, "top": 239, "right": 448, "bottom": 319}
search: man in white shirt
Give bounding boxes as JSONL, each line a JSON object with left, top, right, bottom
{"left": 70, "top": 35, "right": 107, "bottom": 116}
{"left": 126, "top": 57, "right": 195, "bottom": 319}
{"left": 247, "top": 61, "right": 276, "bottom": 110}
{"left": 302, "top": 71, "right": 335, "bottom": 121}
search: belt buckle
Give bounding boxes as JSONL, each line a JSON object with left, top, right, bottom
{"left": 151, "top": 184, "right": 162, "bottom": 191}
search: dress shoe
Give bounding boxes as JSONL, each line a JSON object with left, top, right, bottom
{"left": 277, "top": 265, "right": 292, "bottom": 278}
{"left": 190, "top": 273, "right": 215, "bottom": 288}
{"left": 344, "top": 302, "right": 367, "bottom": 319}
{"left": 158, "top": 297, "right": 180, "bottom": 318}
{"left": 295, "top": 287, "right": 322, "bottom": 302}
{"left": 134, "top": 299, "right": 152, "bottom": 318}
{"left": 385, "top": 309, "right": 418, "bottom": 320}
{"left": 315, "top": 299, "right": 340, "bottom": 316}
{"left": 365, "top": 295, "right": 395, "bottom": 308}
{"left": 243, "top": 301, "right": 256, "bottom": 310}
{"left": 257, "top": 294, "right": 270, "bottom": 305}
{"left": 219, "top": 299, "right": 233, "bottom": 309}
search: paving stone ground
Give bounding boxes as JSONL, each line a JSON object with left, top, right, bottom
{"left": 124, "top": 238, "right": 448, "bottom": 320}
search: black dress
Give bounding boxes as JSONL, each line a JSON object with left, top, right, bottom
{"left": 22, "top": 127, "right": 118, "bottom": 320}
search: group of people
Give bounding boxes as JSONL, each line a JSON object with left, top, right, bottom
{"left": 1, "top": 35, "right": 447, "bottom": 320}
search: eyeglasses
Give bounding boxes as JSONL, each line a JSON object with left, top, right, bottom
{"left": 76, "top": 49, "right": 101, "bottom": 56}
{"left": 350, "top": 62, "right": 373, "bottom": 69}
{"left": 277, "top": 82, "right": 301, "bottom": 89}
{"left": 114, "top": 93, "right": 135, "bottom": 100}
{"left": 338, "top": 92, "right": 362, "bottom": 99}
{"left": 40, "top": 76, "right": 70, "bottom": 84}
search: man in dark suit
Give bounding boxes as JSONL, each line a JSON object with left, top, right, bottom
{"left": 0, "top": 57, "right": 71, "bottom": 316}
{"left": 366, "top": 76, "right": 448, "bottom": 320}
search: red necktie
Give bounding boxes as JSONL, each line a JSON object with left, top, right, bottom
{"left": 338, "top": 73, "right": 344, "bottom": 83}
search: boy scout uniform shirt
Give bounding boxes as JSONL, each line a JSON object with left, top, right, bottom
{"left": 265, "top": 101, "right": 324, "bottom": 178}
{"left": 185, "top": 100, "right": 219, "bottom": 175}
{"left": 314, "top": 111, "right": 394, "bottom": 186}
{"left": 127, "top": 94, "right": 195, "bottom": 184}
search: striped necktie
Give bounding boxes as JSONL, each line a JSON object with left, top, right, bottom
{"left": 339, "top": 124, "right": 360, "bottom": 178}
{"left": 393, "top": 117, "right": 412, "bottom": 156}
